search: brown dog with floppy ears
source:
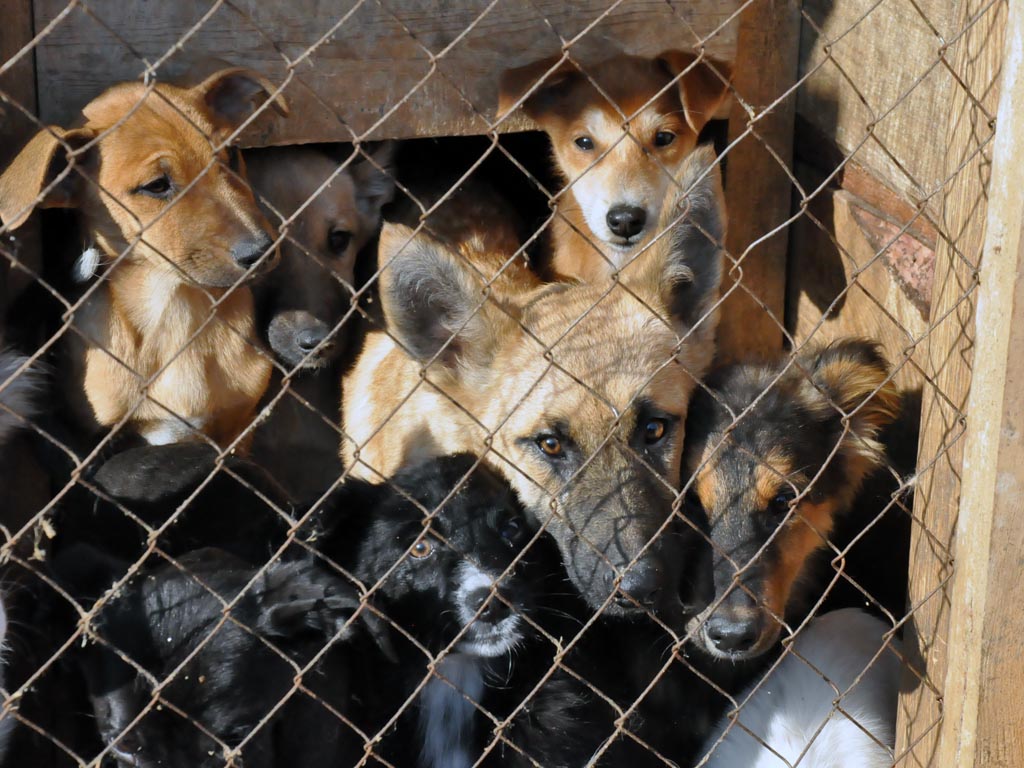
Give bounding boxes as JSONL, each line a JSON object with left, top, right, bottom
{"left": 0, "top": 68, "right": 288, "bottom": 448}
{"left": 499, "top": 51, "right": 731, "bottom": 282}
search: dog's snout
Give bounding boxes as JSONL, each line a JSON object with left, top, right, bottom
{"left": 232, "top": 232, "right": 274, "bottom": 270}
{"left": 468, "top": 587, "right": 511, "bottom": 624}
{"left": 296, "top": 325, "right": 332, "bottom": 354}
{"left": 609, "top": 559, "right": 665, "bottom": 609}
{"left": 606, "top": 205, "right": 647, "bottom": 238}
{"left": 705, "top": 614, "right": 760, "bottom": 654}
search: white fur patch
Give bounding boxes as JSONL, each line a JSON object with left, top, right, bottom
{"left": 418, "top": 653, "right": 485, "bottom": 768}
{"left": 73, "top": 246, "right": 102, "bottom": 283}
{"left": 0, "top": 352, "right": 40, "bottom": 447}
{"left": 700, "top": 609, "right": 900, "bottom": 768}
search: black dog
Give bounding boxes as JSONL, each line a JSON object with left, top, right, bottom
{"left": 53, "top": 544, "right": 371, "bottom": 768}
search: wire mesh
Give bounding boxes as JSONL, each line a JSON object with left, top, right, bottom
{"left": 0, "top": 0, "right": 1003, "bottom": 766}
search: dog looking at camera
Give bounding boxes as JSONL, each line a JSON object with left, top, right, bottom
{"left": 343, "top": 148, "right": 724, "bottom": 622}
{"left": 683, "top": 339, "right": 903, "bottom": 662}
{"left": 499, "top": 51, "right": 731, "bottom": 281}
{"left": 0, "top": 68, "right": 287, "bottom": 448}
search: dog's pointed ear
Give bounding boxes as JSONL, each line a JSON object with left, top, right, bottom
{"left": 0, "top": 126, "right": 96, "bottom": 230}
{"left": 497, "top": 55, "right": 581, "bottom": 122}
{"left": 800, "top": 339, "right": 902, "bottom": 461}
{"left": 351, "top": 141, "right": 396, "bottom": 220}
{"left": 192, "top": 67, "right": 289, "bottom": 131}
{"left": 633, "top": 146, "right": 725, "bottom": 365}
{"left": 657, "top": 51, "right": 733, "bottom": 136}
{"left": 378, "top": 223, "right": 512, "bottom": 375}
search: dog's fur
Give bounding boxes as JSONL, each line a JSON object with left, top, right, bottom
{"left": 0, "top": 594, "right": 13, "bottom": 764}
{"left": 699, "top": 608, "right": 901, "bottom": 768}
{"left": 683, "top": 339, "right": 902, "bottom": 661}
{"left": 0, "top": 351, "right": 39, "bottom": 448}
{"left": 54, "top": 545, "right": 366, "bottom": 768}
{"left": 0, "top": 69, "right": 288, "bottom": 447}
{"left": 245, "top": 143, "right": 394, "bottom": 499}
{"left": 342, "top": 148, "right": 724, "bottom": 617}
{"left": 499, "top": 52, "right": 731, "bottom": 281}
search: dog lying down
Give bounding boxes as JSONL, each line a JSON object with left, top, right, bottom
{"left": 53, "top": 545, "right": 375, "bottom": 768}
{"left": 699, "top": 608, "right": 902, "bottom": 768}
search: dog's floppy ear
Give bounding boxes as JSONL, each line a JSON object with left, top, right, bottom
{"left": 800, "top": 338, "right": 901, "bottom": 461}
{"left": 0, "top": 126, "right": 96, "bottom": 230}
{"left": 192, "top": 67, "right": 289, "bottom": 131}
{"left": 657, "top": 50, "right": 733, "bottom": 136}
{"left": 351, "top": 141, "right": 396, "bottom": 221}
{"left": 497, "top": 55, "right": 581, "bottom": 122}
{"left": 377, "top": 223, "right": 513, "bottom": 375}
{"left": 633, "top": 145, "right": 725, "bottom": 360}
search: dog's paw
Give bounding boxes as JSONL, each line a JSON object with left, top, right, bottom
{"left": 253, "top": 559, "right": 361, "bottom": 640}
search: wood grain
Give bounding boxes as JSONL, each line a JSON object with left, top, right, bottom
{"left": 30, "top": 0, "right": 740, "bottom": 144}
{"left": 894, "top": 1, "right": 1007, "bottom": 765}
{"left": 935, "top": 2, "right": 1024, "bottom": 763}
{"left": 716, "top": 0, "right": 802, "bottom": 364}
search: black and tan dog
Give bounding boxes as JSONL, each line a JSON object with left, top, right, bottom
{"left": 683, "top": 338, "right": 904, "bottom": 661}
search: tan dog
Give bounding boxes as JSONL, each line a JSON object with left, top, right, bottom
{"left": 343, "top": 148, "right": 724, "bottom": 618}
{"left": 499, "top": 52, "right": 731, "bottom": 281}
{"left": 0, "top": 69, "right": 287, "bottom": 447}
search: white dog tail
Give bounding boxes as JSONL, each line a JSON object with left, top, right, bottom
{"left": 0, "top": 351, "right": 40, "bottom": 446}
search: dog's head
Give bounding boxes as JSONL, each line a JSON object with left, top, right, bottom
{"left": 683, "top": 339, "right": 901, "bottom": 660}
{"left": 375, "top": 150, "right": 724, "bottom": 618}
{"left": 356, "top": 454, "right": 537, "bottom": 658}
{"left": 246, "top": 143, "right": 395, "bottom": 369}
{"left": 0, "top": 68, "right": 288, "bottom": 288}
{"left": 499, "top": 52, "right": 730, "bottom": 255}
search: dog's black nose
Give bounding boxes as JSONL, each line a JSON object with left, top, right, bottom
{"left": 606, "top": 205, "right": 647, "bottom": 238}
{"left": 705, "top": 615, "right": 760, "bottom": 654}
{"left": 232, "top": 232, "right": 274, "bottom": 269}
{"left": 612, "top": 559, "right": 665, "bottom": 608}
{"left": 296, "top": 325, "right": 332, "bottom": 354}
{"left": 468, "top": 588, "right": 511, "bottom": 623}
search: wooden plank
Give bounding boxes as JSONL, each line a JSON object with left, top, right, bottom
{"left": 786, "top": 162, "right": 931, "bottom": 392}
{"left": 30, "top": 0, "right": 740, "bottom": 145}
{"left": 935, "top": 3, "right": 1024, "bottom": 764}
{"left": 798, "top": 0, "right": 958, "bottom": 215}
{"left": 0, "top": 0, "right": 40, "bottom": 331}
{"left": 715, "top": 0, "right": 801, "bottom": 364}
{"left": 893, "top": 0, "right": 1007, "bottom": 764}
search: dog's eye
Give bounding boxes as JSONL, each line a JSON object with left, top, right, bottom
{"left": 136, "top": 175, "right": 173, "bottom": 199}
{"left": 499, "top": 517, "right": 524, "bottom": 544}
{"left": 654, "top": 131, "right": 676, "bottom": 147}
{"left": 536, "top": 434, "right": 564, "bottom": 458}
{"left": 643, "top": 418, "right": 667, "bottom": 444}
{"left": 768, "top": 489, "right": 797, "bottom": 517}
{"left": 574, "top": 136, "right": 595, "bottom": 151}
{"left": 410, "top": 538, "right": 433, "bottom": 559}
{"left": 328, "top": 229, "right": 353, "bottom": 255}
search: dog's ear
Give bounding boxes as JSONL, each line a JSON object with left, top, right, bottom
{"left": 497, "top": 55, "right": 581, "bottom": 122}
{"left": 799, "top": 338, "right": 901, "bottom": 462}
{"left": 0, "top": 126, "right": 96, "bottom": 230}
{"left": 255, "top": 559, "right": 361, "bottom": 640}
{"left": 377, "top": 223, "right": 513, "bottom": 375}
{"left": 351, "top": 141, "right": 396, "bottom": 221}
{"left": 656, "top": 50, "right": 733, "bottom": 136}
{"left": 192, "top": 67, "right": 289, "bottom": 131}
{"left": 633, "top": 145, "right": 725, "bottom": 360}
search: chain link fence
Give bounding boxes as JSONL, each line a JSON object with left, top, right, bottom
{"left": 0, "top": 0, "right": 1010, "bottom": 765}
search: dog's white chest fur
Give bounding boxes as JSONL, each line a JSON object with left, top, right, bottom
{"left": 417, "top": 653, "right": 485, "bottom": 768}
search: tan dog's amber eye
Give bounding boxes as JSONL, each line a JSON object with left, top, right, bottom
{"left": 574, "top": 136, "right": 595, "bottom": 151}
{"left": 135, "top": 175, "right": 173, "bottom": 199}
{"left": 410, "top": 538, "right": 433, "bottom": 559}
{"left": 643, "top": 418, "right": 667, "bottom": 443}
{"left": 654, "top": 131, "right": 676, "bottom": 147}
{"left": 537, "top": 435, "right": 563, "bottom": 457}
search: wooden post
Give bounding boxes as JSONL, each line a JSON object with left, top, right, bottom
{"left": 716, "top": 0, "right": 801, "bottom": 363}
{"left": 894, "top": 0, "right": 1007, "bottom": 764}
{"left": 933, "top": 3, "right": 1024, "bottom": 764}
